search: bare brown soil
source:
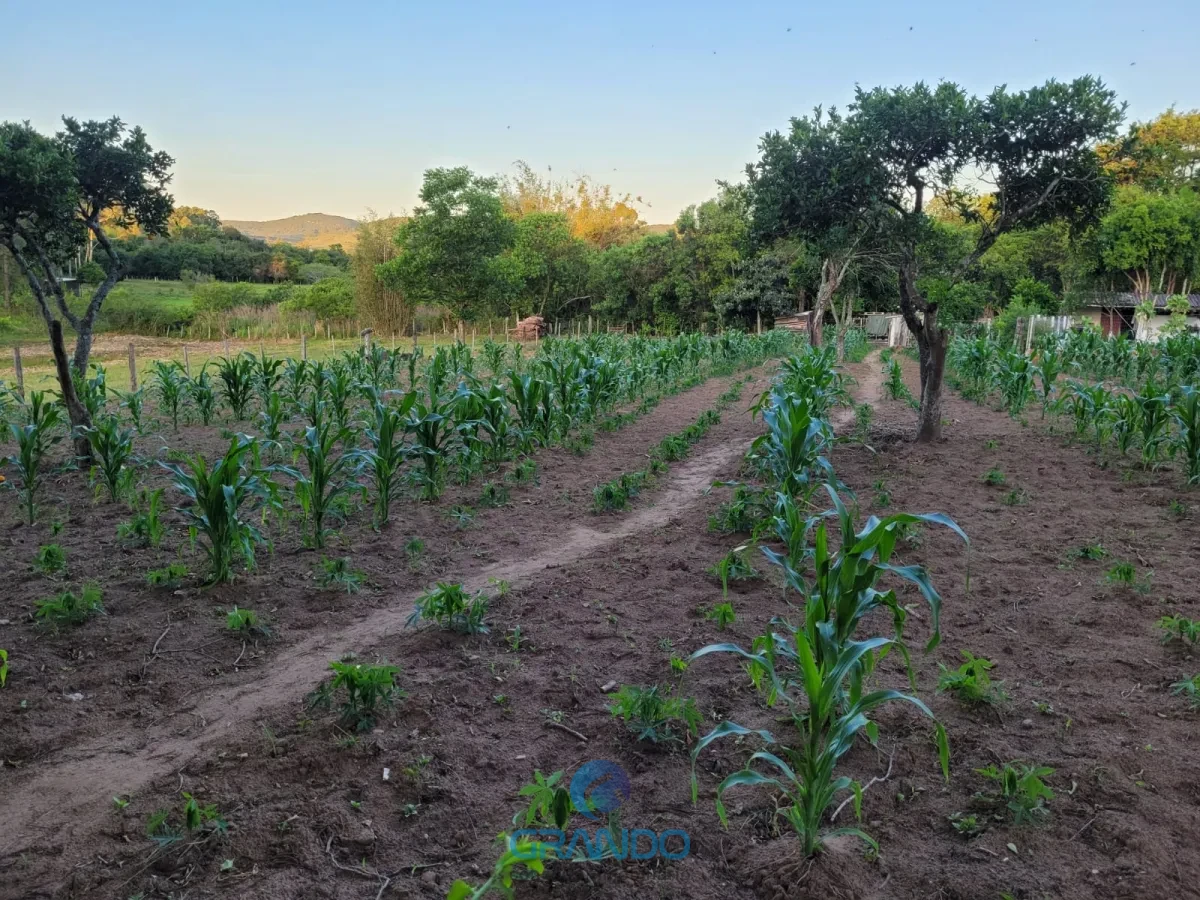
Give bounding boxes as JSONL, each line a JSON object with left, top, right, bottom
{"left": 3, "top": 351, "right": 1199, "bottom": 900}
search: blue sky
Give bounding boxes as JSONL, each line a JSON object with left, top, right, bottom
{"left": 4, "top": 0, "right": 1197, "bottom": 223}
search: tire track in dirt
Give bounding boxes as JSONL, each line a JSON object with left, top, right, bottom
{"left": 0, "top": 380, "right": 763, "bottom": 857}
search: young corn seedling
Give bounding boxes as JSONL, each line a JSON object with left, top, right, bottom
{"left": 0, "top": 649, "right": 8, "bottom": 688}
{"left": 1157, "top": 615, "right": 1200, "bottom": 645}
{"left": 408, "top": 582, "right": 489, "bottom": 633}
{"left": 34, "top": 583, "right": 104, "bottom": 631}
{"left": 507, "top": 458, "right": 538, "bottom": 486}
{"left": 447, "top": 504, "right": 475, "bottom": 529}
{"left": 4, "top": 392, "right": 63, "bottom": 525}
{"left": 708, "top": 484, "right": 768, "bottom": 534}
{"left": 1135, "top": 387, "right": 1171, "bottom": 469}
{"left": 1171, "top": 385, "right": 1200, "bottom": 485}
{"left": 151, "top": 361, "right": 187, "bottom": 431}
{"left": 285, "top": 415, "right": 360, "bottom": 549}
{"left": 708, "top": 547, "right": 757, "bottom": 597}
{"left": 117, "top": 487, "right": 166, "bottom": 548}
{"left": 1170, "top": 674, "right": 1200, "bottom": 708}
{"left": 982, "top": 468, "right": 1006, "bottom": 486}
{"left": 1104, "top": 561, "right": 1137, "bottom": 587}
{"left": 317, "top": 556, "right": 365, "bottom": 594}
{"left": 253, "top": 352, "right": 285, "bottom": 410}
{"left": 161, "top": 435, "right": 278, "bottom": 584}
{"left": 226, "top": 605, "right": 271, "bottom": 639}
{"left": 33, "top": 543, "right": 67, "bottom": 577}
{"left": 217, "top": 354, "right": 257, "bottom": 420}
{"left": 479, "top": 480, "right": 510, "bottom": 508}
{"left": 973, "top": 762, "right": 1054, "bottom": 825}
{"left": 937, "top": 651, "right": 1007, "bottom": 706}
{"left": 308, "top": 659, "right": 403, "bottom": 731}
{"left": 609, "top": 684, "right": 702, "bottom": 746}
{"left": 592, "top": 479, "right": 629, "bottom": 511}
{"left": 256, "top": 392, "right": 288, "bottom": 455}
{"left": 405, "top": 392, "right": 456, "bottom": 501}
{"left": 705, "top": 602, "right": 736, "bottom": 631}
{"left": 146, "top": 562, "right": 188, "bottom": 588}
{"left": 690, "top": 485, "right": 964, "bottom": 857}
{"left": 82, "top": 416, "right": 137, "bottom": 502}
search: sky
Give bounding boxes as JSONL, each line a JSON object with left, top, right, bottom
{"left": 4, "top": 0, "right": 1197, "bottom": 224}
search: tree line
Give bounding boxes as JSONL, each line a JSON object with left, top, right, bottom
{"left": 2, "top": 82, "right": 1197, "bottom": 443}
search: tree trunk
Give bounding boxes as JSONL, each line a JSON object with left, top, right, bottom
{"left": 49, "top": 320, "right": 93, "bottom": 461}
{"left": 898, "top": 259, "right": 947, "bottom": 443}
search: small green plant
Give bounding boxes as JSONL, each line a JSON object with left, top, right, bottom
{"left": 514, "top": 770, "right": 573, "bottom": 829}
{"left": 984, "top": 439, "right": 999, "bottom": 450}
{"left": 1001, "top": 488, "right": 1028, "bottom": 506}
{"left": 480, "top": 480, "right": 510, "bottom": 508}
{"left": 33, "top": 583, "right": 104, "bottom": 631}
{"left": 948, "top": 811, "right": 982, "bottom": 838}
{"left": 285, "top": 417, "right": 360, "bottom": 549}
{"left": 507, "top": 459, "right": 539, "bottom": 486}
{"left": 318, "top": 556, "right": 365, "bottom": 594}
{"left": 1170, "top": 674, "right": 1200, "bottom": 708}
{"left": 974, "top": 762, "right": 1054, "bottom": 824}
{"left": 217, "top": 354, "right": 257, "bottom": 420}
{"left": 708, "top": 484, "right": 767, "bottom": 534}
{"left": 145, "top": 562, "right": 188, "bottom": 587}
{"left": 82, "top": 416, "right": 137, "bottom": 502}
{"left": 189, "top": 366, "right": 219, "bottom": 426}
{"left": 1168, "top": 498, "right": 1188, "bottom": 518}
{"left": 33, "top": 543, "right": 67, "bottom": 577}
{"left": 226, "top": 605, "right": 271, "bottom": 639}
{"left": 872, "top": 477, "right": 891, "bottom": 507}
{"left": 705, "top": 602, "right": 736, "bottom": 631}
{"left": 146, "top": 793, "right": 228, "bottom": 846}
{"left": 151, "top": 361, "right": 187, "bottom": 431}
{"left": 308, "top": 659, "right": 402, "bottom": 731}
{"left": 853, "top": 403, "right": 873, "bottom": 444}
{"left": 669, "top": 654, "right": 689, "bottom": 675}
{"left": 608, "top": 684, "right": 701, "bottom": 746}
{"left": 117, "top": 488, "right": 166, "bottom": 548}
{"left": 408, "top": 582, "right": 489, "bottom": 633}
{"left": 982, "top": 468, "right": 1006, "bottom": 486}
{"left": 405, "top": 537, "right": 425, "bottom": 569}
{"left": 447, "top": 504, "right": 475, "bottom": 528}
{"left": 1104, "top": 561, "right": 1137, "bottom": 586}
{"left": 1070, "top": 543, "right": 1108, "bottom": 561}
{"left": 4, "top": 392, "right": 63, "bottom": 524}
{"left": 445, "top": 836, "right": 555, "bottom": 900}
{"left": 708, "top": 547, "right": 757, "bottom": 597}
{"left": 937, "top": 650, "right": 1006, "bottom": 706}
{"left": 592, "top": 479, "right": 629, "bottom": 511}
{"left": 1157, "top": 615, "right": 1200, "bottom": 645}
{"left": 0, "top": 649, "right": 8, "bottom": 688}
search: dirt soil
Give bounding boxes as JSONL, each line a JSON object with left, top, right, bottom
{"left": 3, "top": 350, "right": 1199, "bottom": 900}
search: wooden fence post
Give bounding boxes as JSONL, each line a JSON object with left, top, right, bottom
{"left": 127, "top": 342, "right": 138, "bottom": 391}
{"left": 13, "top": 346, "right": 23, "bottom": 398}
{"left": 756, "top": 310, "right": 762, "bottom": 335}
{"left": 362, "top": 329, "right": 372, "bottom": 357}
{"left": 182, "top": 344, "right": 191, "bottom": 377}
{"left": 301, "top": 333, "right": 307, "bottom": 361}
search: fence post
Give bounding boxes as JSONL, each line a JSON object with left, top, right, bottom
{"left": 471, "top": 328, "right": 476, "bottom": 352}
{"left": 301, "top": 333, "right": 307, "bottom": 361}
{"left": 756, "top": 310, "right": 762, "bottom": 335}
{"left": 223, "top": 338, "right": 231, "bottom": 357}
{"left": 588, "top": 314, "right": 593, "bottom": 334}
{"left": 127, "top": 342, "right": 138, "bottom": 391}
{"left": 182, "top": 344, "right": 191, "bottom": 377}
{"left": 13, "top": 346, "right": 24, "bottom": 398}
{"left": 362, "top": 329, "right": 371, "bottom": 357}
{"left": 504, "top": 317, "right": 509, "bottom": 343}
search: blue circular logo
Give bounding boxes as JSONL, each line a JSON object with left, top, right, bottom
{"left": 569, "top": 760, "right": 632, "bottom": 819}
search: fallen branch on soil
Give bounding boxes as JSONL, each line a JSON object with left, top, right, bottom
{"left": 544, "top": 720, "right": 589, "bottom": 743}
{"left": 829, "top": 752, "right": 895, "bottom": 822}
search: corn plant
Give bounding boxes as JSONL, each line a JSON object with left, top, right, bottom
{"left": 997, "top": 350, "right": 1033, "bottom": 416}
{"left": 709, "top": 547, "right": 757, "bottom": 597}
{"left": 405, "top": 393, "right": 456, "bottom": 501}
{"left": 705, "top": 602, "right": 736, "bottom": 630}
{"left": 608, "top": 684, "right": 701, "bottom": 746}
{"left": 33, "top": 543, "right": 67, "bottom": 576}
{"left": 351, "top": 390, "right": 417, "bottom": 528}
{"left": 253, "top": 352, "right": 285, "bottom": 409}
{"left": 284, "top": 416, "right": 360, "bottom": 548}
{"left": 226, "top": 605, "right": 271, "bottom": 638}
{"left": 182, "top": 366, "right": 215, "bottom": 425}
{"left": 217, "top": 354, "right": 256, "bottom": 420}
{"left": 937, "top": 650, "right": 1006, "bottom": 706}
{"left": 117, "top": 487, "right": 166, "bottom": 548}
{"left": 117, "top": 386, "right": 146, "bottom": 433}
{"left": 1157, "top": 615, "right": 1200, "bottom": 645}
{"left": 748, "top": 388, "right": 834, "bottom": 502}
{"left": 408, "top": 582, "right": 489, "bottom": 633}
{"left": 1108, "top": 394, "right": 1141, "bottom": 456}
{"left": 4, "top": 392, "right": 63, "bottom": 524}
{"left": 322, "top": 364, "right": 354, "bottom": 433}
{"left": 689, "top": 486, "right": 963, "bottom": 856}
{"left": 160, "top": 435, "right": 278, "bottom": 583}
{"left": 307, "top": 659, "right": 402, "bottom": 731}
{"left": 1032, "top": 349, "right": 1063, "bottom": 416}
{"left": 73, "top": 362, "right": 108, "bottom": 420}
{"left": 1170, "top": 385, "right": 1200, "bottom": 485}
{"left": 151, "top": 361, "right": 187, "bottom": 431}
{"left": 0, "top": 649, "right": 7, "bottom": 688}
{"left": 283, "top": 358, "right": 311, "bottom": 410}
{"left": 146, "top": 562, "right": 188, "bottom": 587}
{"left": 317, "top": 556, "right": 365, "bottom": 594}
{"left": 1135, "top": 387, "right": 1172, "bottom": 468}
{"left": 82, "top": 416, "right": 136, "bottom": 502}
{"left": 884, "top": 357, "right": 912, "bottom": 402}
{"left": 34, "top": 583, "right": 104, "bottom": 631}
{"left": 479, "top": 480, "right": 509, "bottom": 508}
{"left": 974, "top": 762, "right": 1054, "bottom": 824}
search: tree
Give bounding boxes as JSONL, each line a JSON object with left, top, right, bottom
{"left": 377, "top": 167, "right": 512, "bottom": 321}
{"left": 490, "top": 212, "right": 589, "bottom": 318}
{"left": 0, "top": 117, "right": 173, "bottom": 455}
{"left": 352, "top": 212, "right": 409, "bottom": 334}
{"left": 745, "top": 107, "right": 888, "bottom": 353}
{"left": 1092, "top": 185, "right": 1200, "bottom": 297}
{"left": 843, "top": 77, "right": 1123, "bottom": 441}
{"left": 500, "top": 161, "right": 643, "bottom": 249}
{"left": 1100, "top": 108, "right": 1200, "bottom": 192}
{"left": 712, "top": 253, "right": 795, "bottom": 329}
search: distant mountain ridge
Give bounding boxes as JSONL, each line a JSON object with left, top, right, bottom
{"left": 224, "top": 213, "right": 360, "bottom": 249}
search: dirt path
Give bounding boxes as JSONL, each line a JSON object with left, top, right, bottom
{"left": 0, "top": 382, "right": 762, "bottom": 861}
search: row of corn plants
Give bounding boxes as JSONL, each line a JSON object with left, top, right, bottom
{"left": 688, "top": 342, "right": 969, "bottom": 857}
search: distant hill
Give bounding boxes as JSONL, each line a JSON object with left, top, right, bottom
{"left": 642, "top": 223, "right": 675, "bottom": 236}
{"left": 224, "top": 213, "right": 360, "bottom": 249}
